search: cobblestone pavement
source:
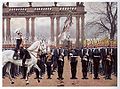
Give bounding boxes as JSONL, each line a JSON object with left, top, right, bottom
{"left": 2, "top": 57, "right": 117, "bottom": 87}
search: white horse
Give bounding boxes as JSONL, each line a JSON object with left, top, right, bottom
{"left": 2, "top": 40, "right": 46, "bottom": 85}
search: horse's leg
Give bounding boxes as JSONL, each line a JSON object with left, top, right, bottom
{"left": 33, "top": 64, "right": 41, "bottom": 82}
{"left": 25, "top": 65, "right": 33, "bottom": 85}
{"left": 6, "top": 63, "right": 14, "bottom": 84}
{"left": 2, "top": 62, "right": 7, "bottom": 78}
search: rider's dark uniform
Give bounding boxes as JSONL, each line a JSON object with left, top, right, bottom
{"left": 13, "top": 32, "right": 23, "bottom": 60}
{"left": 16, "top": 33, "right": 22, "bottom": 50}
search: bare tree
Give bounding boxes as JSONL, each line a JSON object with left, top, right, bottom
{"left": 85, "top": 2, "right": 117, "bottom": 40}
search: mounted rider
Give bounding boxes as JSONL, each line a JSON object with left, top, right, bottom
{"left": 13, "top": 28, "right": 23, "bottom": 60}
{"left": 13, "top": 28, "right": 31, "bottom": 66}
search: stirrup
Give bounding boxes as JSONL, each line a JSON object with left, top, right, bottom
{"left": 13, "top": 56, "right": 17, "bottom": 60}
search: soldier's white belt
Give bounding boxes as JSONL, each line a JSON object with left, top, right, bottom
{"left": 71, "top": 56, "right": 78, "bottom": 57}
{"left": 16, "top": 38, "right": 21, "bottom": 39}
{"left": 94, "top": 56, "right": 100, "bottom": 57}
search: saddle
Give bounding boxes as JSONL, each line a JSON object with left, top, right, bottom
{"left": 23, "top": 49, "right": 31, "bottom": 59}
{"left": 13, "top": 48, "right": 31, "bottom": 60}
{"left": 13, "top": 49, "right": 20, "bottom": 60}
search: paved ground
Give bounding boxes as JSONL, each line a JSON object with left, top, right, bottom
{"left": 2, "top": 56, "right": 117, "bottom": 87}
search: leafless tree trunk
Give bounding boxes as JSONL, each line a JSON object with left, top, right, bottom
{"left": 86, "top": 2, "right": 117, "bottom": 40}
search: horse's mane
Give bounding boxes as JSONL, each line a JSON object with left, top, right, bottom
{"left": 27, "top": 41, "right": 40, "bottom": 51}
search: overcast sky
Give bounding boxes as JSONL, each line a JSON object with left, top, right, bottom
{"left": 3, "top": 2, "right": 111, "bottom": 41}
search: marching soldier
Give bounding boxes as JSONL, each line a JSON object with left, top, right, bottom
{"left": 52, "top": 47, "right": 59, "bottom": 72}
{"left": 100, "top": 47, "right": 107, "bottom": 75}
{"left": 70, "top": 49, "right": 78, "bottom": 79}
{"left": 81, "top": 48, "right": 89, "bottom": 79}
{"left": 92, "top": 47, "right": 101, "bottom": 79}
{"left": 105, "top": 54, "right": 112, "bottom": 80}
{"left": 57, "top": 54, "right": 64, "bottom": 80}
{"left": 88, "top": 48, "right": 93, "bottom": 74}
{"left": 45, "top": 52, "right": 53, "bottom": 79}
{"left": 112, "top": 47, "right": 117, "bottom": 76}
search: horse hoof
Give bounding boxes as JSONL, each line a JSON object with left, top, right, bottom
{"left": 38, "top": 79, "right": 40, "bottom": 83}
{"left": 11, "top": 81, "right": 14, "bottom": 84}
{"left": 26, "top": 81, "right": 29, "bottom": 85}
{"left": 26, "top": 83, "right": 29, "bottom": 85}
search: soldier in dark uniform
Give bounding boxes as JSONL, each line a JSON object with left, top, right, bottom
{"left": 15, "top": 30, "right": 23, "bottom": 50}
{"left": 105, "top": 48, "right": 113, "bottom": 80}
{"left": 112, "top": 47, "right": 117, "bottom": 76}
{"left": 52, "top": 47, "right": 59, "bottom": 72}
{"left": 100, "top": 47, "right": 107, "bottom": 75}
{"left": 34, "top": 49, "right": 45, "bottom": 79}
{"left": 13, "top": 29, "right": 23, "bottom": 78}
{"left": 39, "top": 53, "right": 46, "bottom": 76}
{"left": 19, "top": 38, "right": 31, "bottom": 79}
{"left": 70, "top": 49, "right": 78, "bottom": 79}
{"left": 88, "top": 48, "right": 93, "bottom": 74}
{"left": 57, "top": 54, "right": 64, "bottom": 80}
{"left": 81, "top": 48, "right": 89, "bottom": 79}
{"left": 45, "top": 52, "right": 53, "bottom": 79}
{"left": 20, "top": 44, "right": 31, "bottom": 66}
{"left": 57, "top": 47, "right": 65, "bottom": 80}
{"left": 19, "top": 44, "right": 31, "bottom": 79}
{"left": 92, "top": 47, "right": 101, "bottom": 79}
{"left": 13, "top": 29, "right": 23, "bottom": 60}
{"left": 105, "top": 53, "right": 112, "bottom": 80}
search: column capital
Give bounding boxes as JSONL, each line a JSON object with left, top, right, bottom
{"left": 26, "top": 17, "right": 30, "bottom": 20}
{"left": 31, "top": 17, "right": 35, "bottom": 19}
{"left": 50, "top": 16, "right": 55, "bottom": 19}
{"left": 81, "top": 14, "right": 85, "bottom": 19}
{"left": 31, "top": 17, "right": 35, "bottom": 21}
{"left": 56, "top": 16, "right": 60, "bottom": 20}
{"left": 76, "top": 16, "right": 80, "bottom": 19}
{"left": 6, "top": 17, "right": 11, "bottom": 20}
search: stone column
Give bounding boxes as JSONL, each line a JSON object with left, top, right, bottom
{"left": 76, "top": 16, "right": 80, "bottom": 48}
{"left": 6, "top": 17, "right": 11, "bottom": 42}
{"left": 50, "top": 16, "right": 55, "bottom": 43}
{"left": 26, "top": 17, "right": 30, "bottom": 41}
{"left": 31, "top": 17, "right": 35, "bottom": 41}
{"left": 81, "top": 15, "right": 85, "bottom": 48}
{"left": 3, "top": 18, "right": 5, "bottom": 43}
{"left": 56, "top": 16, "right": 60, "bottom": 46}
